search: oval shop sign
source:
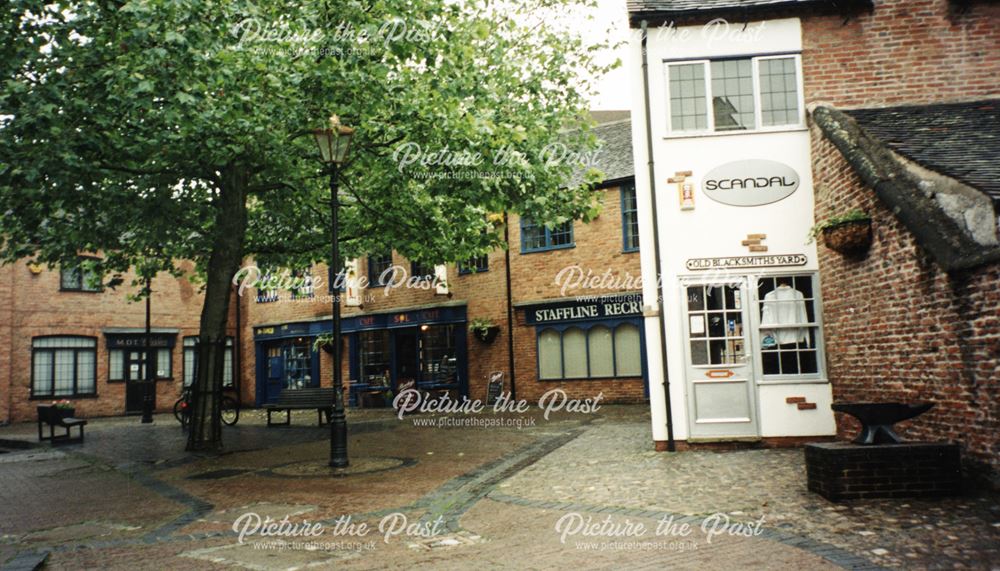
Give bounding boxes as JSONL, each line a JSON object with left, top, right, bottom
{"left": 702, "top": 159, "right": 800, "bottom": 207}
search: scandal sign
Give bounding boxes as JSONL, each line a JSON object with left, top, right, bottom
{"left": 702, "top": 159, "right": 800, "bottom": 206}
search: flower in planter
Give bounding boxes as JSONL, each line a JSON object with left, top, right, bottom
{"left": 470, "top": 318, "right": 499, "bottom": 342}
{"left": 807, "top": 209, "right": 873, "bottom": 255}
{"left": 52, "top": 399, "right": 73, "bottom": 409}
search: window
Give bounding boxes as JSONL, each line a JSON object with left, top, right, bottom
{"left": 108, "top": 347, "right": 173, "bottom": 381}
{"left": 358, "top": 330, "right": 390, "bottom": 385}
{"left": 665, "top": 55, "right": 802, "bottom": 134}
{"left": 410, "top": 261, "right": 435, "bottom": 281}
{"left": 59, "top": 258, "right": 102, "bottom": 292}
{"left": 621, "top": 184, "right": 639, "bottom": 252}
{"left": 290, "top": 270, "right": 314, "bottom": 299}
{"left": 255, "top": 271, "right": 279, "bottom": 303}
{"left": 32, "top": 337, "right": 97, "bottom": 397}
{"left": 368, "top": 252, "right": 394, "bottom": 286}
{"left": 757, "top": 274, "right": 822, "bottom": 378}
{"left": 520, "top": 218, "right": 574, "bottom": 253}
{"left": 537, "top": 322, "right": 642, "bottom": 380}
{"left": 421, "top": 325, "right": 457, "bottom": 385}
{"left": 182, "top": 337, "right": 234, "bottom": 388}
{"left": 458, "top": 255, "right": 489, "bottom": 275}
{"left": 686, "top": 284, "right": 746, "bottom": 366}
{"left": 284, "top": 338, "right": 313, "bottom": 390}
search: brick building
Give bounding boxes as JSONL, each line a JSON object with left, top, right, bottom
{"left": 0, "top": 260, "right": 236, "bottom": 423}
{"left": 627, "top": 0, "right": 999, "bottom": 481}
{"left": 244, "top": 116, "right": 649, "bottom": 410}
{"left": 0, "top": 116, "right": 647, "bottom": 425}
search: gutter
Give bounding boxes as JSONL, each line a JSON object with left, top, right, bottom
{"left": 504, "top": 212, "right": 517, "bottom": 400}
{"left": 641, "top": 20, "right": 675, "bottom": 452}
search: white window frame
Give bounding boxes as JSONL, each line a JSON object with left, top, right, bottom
{"left": 748, "top": 272, "right": 828, "bottom": 385}
{"left": 664, "top": 53, "right": 805, "bottom": 137}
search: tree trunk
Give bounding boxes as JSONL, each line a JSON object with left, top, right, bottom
{"left": 186, "top": 164, "right": 249, "bottom": 452}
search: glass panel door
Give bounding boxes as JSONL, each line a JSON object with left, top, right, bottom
{"left": 682, "top": 278, "right": 758, "bottom": 438}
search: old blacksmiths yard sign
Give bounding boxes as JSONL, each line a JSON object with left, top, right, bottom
{"left": 686, "top": 254, "right": 807, "bottom": 271}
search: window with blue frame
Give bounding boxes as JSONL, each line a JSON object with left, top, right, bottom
{"left": 621, "top": 184, "right": 639, "bottom": 252}
{"left": 520, "top": 218, "right": 574, "bottom": 253}
{"left": 537, "top": 322, "right": 642, "bottom": 380}
{"left": 458, "top": 255, "right": 489, "bottom": 275}
{"left": 410, "top": 261, "right": 435, "bottom": 281}
{"left": 368, "top": 252, "right": 394, "bottom": 286}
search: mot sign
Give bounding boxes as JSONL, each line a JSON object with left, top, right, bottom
{"left": 702, "top": 159, "right": 800, "bottom": 207}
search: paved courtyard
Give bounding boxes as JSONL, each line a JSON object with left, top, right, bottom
{"left": 0, "top": 406, "right": 997, "bottom": 570}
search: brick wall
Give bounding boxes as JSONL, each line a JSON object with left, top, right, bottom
{"left": 0, "top": 264, "right": 13, "bottom": 423}
{"left": 802, "top": 0, "right": 1000, "bottom": 109}
{"left": 810, "top": 128, "right": 1000, "bottom": 484}
{"left": 1, "top": 260, "right": 233, "bottom": 423}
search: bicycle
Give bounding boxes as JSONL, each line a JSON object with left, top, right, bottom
{"left": 174, "top": 387, "right": 240, "bottom": 427}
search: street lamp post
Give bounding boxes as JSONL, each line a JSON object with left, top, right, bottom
{"left": 313, "top": 115, "right": 355, "bottom": 468}
{"left": 141, "top": 275, "right": 154, "bottom": 424}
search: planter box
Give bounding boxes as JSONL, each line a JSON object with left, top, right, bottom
{"left": 822, "top": 219, "right": 872, "bottom": 256}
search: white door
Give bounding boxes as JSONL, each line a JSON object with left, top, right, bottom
{"left": 682, "top": 279, "right": 759, "bottom": 439}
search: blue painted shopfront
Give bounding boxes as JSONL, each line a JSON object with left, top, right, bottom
{"left": 252, "top": 305, "right": 468, "bottom": 406}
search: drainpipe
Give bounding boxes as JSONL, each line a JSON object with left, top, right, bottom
{"left": 641, "top": 20, "right": 675, "bottom": 452}
{"left": 503, "top": 212, "right": 517, "bottom": 400}
{"left": 234, "top": 284, "right": 242, "bottom": 403}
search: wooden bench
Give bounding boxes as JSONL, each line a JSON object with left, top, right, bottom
{"left": 264, "top": 388, "right": 334, "bottom": 426}
{"left": 37, "top": 405, "right": 87, "bottom": 443}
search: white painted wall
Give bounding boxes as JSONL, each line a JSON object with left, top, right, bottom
{"left": 630, "top": 17, "right": 835, "bottom": 443}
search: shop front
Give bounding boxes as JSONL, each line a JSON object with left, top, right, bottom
{"left": 252, "top": 304, "right": 468, "bottom": 407}
{"left": 349, "top": 305, "right": 467, "bottom": 407}
{"left": 516, "top": 293, "right": 649, "bottom": 401}
{"left": 104, "top": 331, "right": 178, "bottom": 415}
{"left": 629, "top": 17, "right": 836, "bottom": 446}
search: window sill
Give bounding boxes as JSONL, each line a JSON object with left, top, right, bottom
{"left": 59, "top": 288, "right": 103, "bottom": 294}
{"left": 458, "top": 269, "right": 490, "bottom": 276}
{"left": 538, "top": 376, "right": 642, "bottom": 382}
{"left": 520, "top": 243, "right": 576, "bottom": 255}
{"left": 30, "top": 393, "right": 99, "bottom": 400}
{"left": 662, "top": 126, "right": 807, "bottom": 140}
{"left": 622, "top": 247, "right": 640, "bottom": 254}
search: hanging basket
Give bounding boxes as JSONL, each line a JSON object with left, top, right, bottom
{"left": 474, "top": 325, "right": 501, "bottom": 343}
{"left": 822, "top": 219, "right": 872, "bottom": 255}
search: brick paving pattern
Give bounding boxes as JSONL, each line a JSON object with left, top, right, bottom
{"left": 1, "top": 406, "right": 997, "bottom": 570}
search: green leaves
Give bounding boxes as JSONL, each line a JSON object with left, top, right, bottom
{"left": 1, "top": 0, "right": 610, "bottom": 274}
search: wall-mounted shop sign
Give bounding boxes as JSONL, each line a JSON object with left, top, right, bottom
{"left": 702, "top": 159, "right": 800, "bottom": 206}
{"left": 524, "top": 294, "right": 643, "bottom": 325}
{"left": 105, "top": 333, "right": 176, "bottom": 349}
{"left": 686, "top": 254, "right": 807, "bottom": 271}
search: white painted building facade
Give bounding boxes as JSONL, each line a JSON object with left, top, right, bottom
{"left": 628, "top": 18, "right": 836, "bottom": 447}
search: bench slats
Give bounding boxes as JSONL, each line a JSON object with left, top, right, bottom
{"left": 265, "top": 388, "right": 335, "bottom": 427}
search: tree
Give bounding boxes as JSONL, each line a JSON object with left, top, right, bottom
{"left": 1, "top": 0, "right": 613, "bottom": 450}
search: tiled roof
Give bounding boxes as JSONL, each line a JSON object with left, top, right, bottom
{"left": 626, "top": 0, "right": 871, "bottom": 24}
{"left": 568, "top": 117, "right": 634, "bottom": 188}
{"left": 846, "top": 100, "right": 1000, "bottom": 204}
